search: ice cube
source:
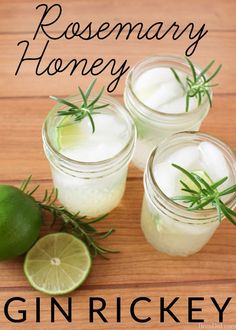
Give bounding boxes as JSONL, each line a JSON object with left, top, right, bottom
{"left": 154, "top": 146, "right": 200, "bottom": 197}
{"left": 61, "top": 113, "right": 127, "bottom": 162}
{"left": 158, "top": 95, "right": 198, "bottom": 114}
{"left": 135, "top": 67, "right": 175, "bottom": 93}
{"left": 81, "top": 114, "right": 126, "bottom": 136}
{"left": 199, "top": 142, "right": 230, "bottom": 190}
{"left": 154, "top": 162, "right": 181, "bottom": 197}
{"left": 166, "top": 145, "right": 200, "bottom": 168}
{"left": 144, "top": 80, "right": 185, "bottom": 110}
{"left": 134, "top": 68, "right": 187, "bottom": 110}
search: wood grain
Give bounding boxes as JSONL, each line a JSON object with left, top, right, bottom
{"left": 1, "top": 0, "right": 236, "bottom": 34}
{"left": 0, "top": 179, "right": 236, "bottom": 289}
{"left": 0, "top": 1, "right": 236, "bottom": 329}
{"left": 0, "top": 284, "right": 235, "bottom": 329}
{"left": 0, "top": 32, "right": 235, "bottom": 97}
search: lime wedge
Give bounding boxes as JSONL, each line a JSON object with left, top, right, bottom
{"left": 182, "top": 170, "right": 213, "bottom": 191}
{"left": 57, "top": 117, "right": 86, "bottom": 150}
{"left": 24, "top": 233, "right": 92, "bottom": 295}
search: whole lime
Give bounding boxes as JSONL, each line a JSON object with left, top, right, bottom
{"left": 0, "top": 185, "right": 42, "bottom": 261}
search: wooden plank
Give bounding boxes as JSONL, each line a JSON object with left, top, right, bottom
{"left": 0, "top": 283, "right": 235, "bottom": 329}
{"left": 0, "top": 94, "right": 235, "bottom": 181}
{"left": 0, "top": 179, "right": 236, "bottom": 289}
{"left": 0, "top": 1, "right": 235, "bottom": 330}
{"left": 0, "top": 31, "right": 234, "bottom": 97}
{"left": 0, "top": 0, "right": 236, "bottom": 34}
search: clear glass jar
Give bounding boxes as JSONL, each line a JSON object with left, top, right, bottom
{"left": 43, "top": 95, "right": 136, "bottom": 218}
{"left": 124, "top": 55, "right": 212, "bottom": 170}
{"left": 141, "top": 132, "right": 236, "bottom": 257}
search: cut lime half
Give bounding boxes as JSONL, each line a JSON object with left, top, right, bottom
{"left": 24, "top": 233, "right": 92, "bottom": 295}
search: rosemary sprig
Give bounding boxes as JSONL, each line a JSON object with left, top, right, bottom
{"left": 50, "top": 79, "right": 109, "bottom": 133}
{"left": 171, "top": 164, "right": 236, "bottom": 225}
{"left": 20, "top": 176, "right": 118, "bottom": 258}
{"left": 171, "top": 58, "right": 222, "bottom": 112}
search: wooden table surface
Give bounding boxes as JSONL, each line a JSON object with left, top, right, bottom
{"left": 0, "top": 0, "right": 236, "bottom": 328}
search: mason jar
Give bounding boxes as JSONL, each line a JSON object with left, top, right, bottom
{"left": 141, "top": 132, "right": 236, "bottom": 257}
{"left": 43, "top": 95, "right": 136, "bottom": 218}
{"left": 124, "top": 55, "right": 212, "bottom": 170}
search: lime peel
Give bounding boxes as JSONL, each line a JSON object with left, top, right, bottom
{"left": 0, "top": 185, "right": 41, "bottom": 261}
{"left": 57, "top": 116, "right": 86, "bottom": 150}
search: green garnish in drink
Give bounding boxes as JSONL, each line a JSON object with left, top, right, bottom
{"left": 171, "top": 58, "right": 222, "bottom": 112}
{"left": 172, "top": 163, "right": 236, "bottom": 225}
{"left": 50, "top": 79, "right": 109, "bottom": 133}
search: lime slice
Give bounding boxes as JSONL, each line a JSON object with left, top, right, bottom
{"left": 182, "top": 170, "right": 213, "bottom": 192}
{"left": 57, "top": 117, "right": 86, "bottom": 150}
{"left": 24, "top": 233, "right": 92, "bottom": 295}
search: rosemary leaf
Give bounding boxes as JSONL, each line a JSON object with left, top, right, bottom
{"left": 186, "top": 57, "right": 197, "bottom": 81}
{"left": 172, "top": 163, "right": 202, "bottom": 190}
{"left": 50, "top": 96, "right": 80, "bottom": 110}
{"left": 211, "top": 177, "right": 228, "bottom": 189}
{"left": 172, "top": 164, "right": 236, "bottom": 226}
{"left": 205, "top": 64, "right": 222, "bottom": 83}
{"left": 171, "top": 58, "right": 222, "bottom": 112}
{"left": 20, "top": 176, "right": 117, "bottom": 258}
{"left": 50, "top": 79, "right": 109, "bottom": 133}
{"left": 170, "top": 68, "right": 185, "bottom": 91}
{"left": 197, "top": 60, "right": 215, "bottom": 80}
{"left": 219, "top": 184, "right": 236, "bottom": 196}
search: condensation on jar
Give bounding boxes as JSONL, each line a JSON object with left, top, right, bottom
{"left": 124, "top": 55, "right": 212, "bottom": 170}
{"left": 141, "top": 132, "right": 236, "bottom": 257}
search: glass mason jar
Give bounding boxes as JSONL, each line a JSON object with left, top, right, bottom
{"left": 43, "top": 95, "right": 136, "bottom": 218}
{"left": 141, "top": 132, "right": 236, "bottom": 257}
{"left": 124, "top": 55, "right": 212, "bottom": 170}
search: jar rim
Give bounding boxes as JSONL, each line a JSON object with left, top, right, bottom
{"left": 126, "top": 54, "right": 211, "bottom": 119}
{"left": 42, "top": 94, "right": 136, "bottom": 173}
{"left": 145, "top": 131, "right": 236, "bottom": 222}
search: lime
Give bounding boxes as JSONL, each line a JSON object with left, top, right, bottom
{"left": 24, "top": 233, "right": 92, "bottom": 295}
{"left": 183, "top": 170, "right": 213, "bottom": 191}
{"left": 57, "top": 117, "right": 86, "bottom": 150}
{"left": 0, "top": 185, "right": 42, "bottom": 261}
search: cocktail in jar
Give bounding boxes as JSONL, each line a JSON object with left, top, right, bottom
{"left": 124, "top": 55, "right": 221, "bottom": 170}
{"left": 43, "top": 81, "right": 136, "bottom": 217}
{"left": 141, "top": 132, "right": 236, "bottom": 257}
